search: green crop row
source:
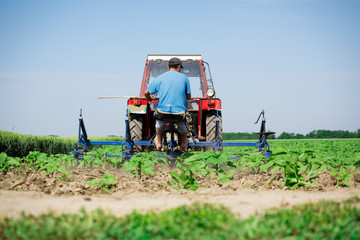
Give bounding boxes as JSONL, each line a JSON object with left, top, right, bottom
{"left": 1, "top": 138, "right": 359, "bottom": 191}
{"left": 116, "top": 139, "right": 360, "bottom": 190}
{"left": 0, "top": 130, "right": 77, "bottom": 157}
{"left": 1, "top": 197, "right": 359, "bottom": 240}
{"left": 0, "top": 131, "right": 125, "bottom": 158}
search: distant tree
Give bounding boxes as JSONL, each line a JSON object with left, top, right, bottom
{"left": 223, "top": 132, "right": 259, "bottom": 140}
{"left": 306, "top": 130, "right": 316, "bottom": 139}
{"left": 295, "top": 133, "right": 305, "bottom": 139}
{"left": 224, "top": 129, "right": 359, "bottom": 140}
{"left": 278, "top": 132, "right": 296, "bottom": 139}
{"left": 304, "top": 129, "right": 357, "bottom": 139}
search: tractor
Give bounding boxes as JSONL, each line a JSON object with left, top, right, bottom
{"left": 74, "top": 54, "right": 274, "bottom": 162}
{"left": 127, "top": 54, "right": 222, "bottom": 153}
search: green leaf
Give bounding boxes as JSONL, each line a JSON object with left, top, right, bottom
{"left": 226, "top": 161, "right": 237, "bottom": 169}
{"left": 218, "top": 170, "right": 236, "bottom": 183}
{"left": 142, "top": 166, "right": 154, "bottom": 175}
{"left": 58, "top": 166, "right": 70, "bottom": 177}
{"left": 330, "top": 168, "right": 339, "bottom": 176}
{"left": 100, "top": 172, "right": 117, "bottom": 186}
{"left": 198, "top": 169, "right": 208, "bottom": 177}
{"left": 270, "top": 166, "right": 281, "bottom": 173}
{"left": 143, "top": 159, "right": 154, "bottom": 167}
{"left": 166, "top": 180, "right": 180, "bottom": 190}
{"left": 168, "top": 166, "right": 200, "bottom": 191}
{"left": 188, "top": 161, "right": 207, "bottom": 173}
{"left": 86, "top": 179, "right": 100, "bottom": 186}
{"left": 343, "top": 180, "right": 350, "bottom": 187}
{"left": 260, "top": 161, "right": 275, "bottom": 171}
{"left": 169, "top": 171, "right": 182, "bottom": 184}
{"left": 123, "top": 161, "right": 138, "bottom": 172}
{"left": 77, "top": 160, "right": 85, "bottom": 169}
{"left": 0, "top": 152, "right": 7, "bottom": 162}
{"left": 188, "top": 181, "right": 200, "bottom": 191}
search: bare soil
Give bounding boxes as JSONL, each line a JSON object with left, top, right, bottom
{"left": 0, "top": 166, "right": 359, "bottom": 219}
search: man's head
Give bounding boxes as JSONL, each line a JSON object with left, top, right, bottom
{"left": 168, "top": 57, "right": 184, "bottom": 71}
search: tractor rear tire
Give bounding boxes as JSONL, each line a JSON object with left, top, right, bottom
{"left": 188, "top": 112, "right": 198, "bottom": 138}
{"left": 186, "top": 112, "right": 198, "bottom": 151}
{"left": 129, "top": 114, "right": 143, "bottom": 153}
{"left": 205, "top": 112, "right": 223, "bottom": 151}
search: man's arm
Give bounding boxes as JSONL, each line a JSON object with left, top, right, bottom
{"left": 145, "top": 90, "right": 155, "bottom": 100}
{"left": 185, "top": 77, "right": 191, "bottom": 100}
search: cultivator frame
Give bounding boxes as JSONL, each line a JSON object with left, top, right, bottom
{"left": 73, "top": 54, "right": 275, "bottom": 163}
{"left": 73, "top": 109, "right": 274, "bottom": 164}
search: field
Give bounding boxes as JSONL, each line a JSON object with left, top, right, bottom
{"left": 0, "top": 136, "right": 359, "bottom": 239}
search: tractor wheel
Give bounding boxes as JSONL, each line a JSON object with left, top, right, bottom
{"left": 186, "top": 112, "right": 198, "bottom": 151}
{"left": 188, "top": 112, "right": 198, "bottom": 138}
{"left": 129, "top": 114, "right": 143, "bottom": 153}
{"left": 205, "top": 112, "right": 223, "bottom": 151}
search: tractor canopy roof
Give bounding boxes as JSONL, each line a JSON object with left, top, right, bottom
{"left": 142, "top": 54, "right": 215, "bottom": 98}
{"left": 147, "top": 54, "right": 202, "bottom": 61}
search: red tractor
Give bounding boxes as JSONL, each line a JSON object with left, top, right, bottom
{"left": 127, "top": 54, "right": 222, "bottom": 153}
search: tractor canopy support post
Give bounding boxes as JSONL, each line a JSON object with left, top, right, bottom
{"left": 215, "top": 110, "right": 220, "bottom": 142}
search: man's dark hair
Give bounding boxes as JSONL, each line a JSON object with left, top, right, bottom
{"left": 169, "top": 63, "right": 181, "bottom": 69}
{"left": 168, "top": 57, "right": 184, "bottom": 69}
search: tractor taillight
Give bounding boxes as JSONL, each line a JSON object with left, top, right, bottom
{"left": 208, "top": 100, "right": 215, "bottom": 107}
{"left": 134, "top": 99, "right": 141, "bottom": 106}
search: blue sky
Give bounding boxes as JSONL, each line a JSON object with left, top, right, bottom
{"left": 0, "top": 0, "right": 359, "bottom": 137}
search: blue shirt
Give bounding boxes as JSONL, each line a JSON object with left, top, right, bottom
{"left": 147, "top": 71, "right": 191, "bottom": 113}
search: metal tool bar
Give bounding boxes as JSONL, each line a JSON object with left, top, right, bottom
{"left": 87, "top": 140, "right": 260, "bottom": 147}
{"left": 221, "top": 142, "right": 258, "bottom": 147}
{"left": 89, "top": 141, "right": 127, "bottom": 145}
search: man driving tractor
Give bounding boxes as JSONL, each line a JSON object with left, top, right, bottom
{"left": 144, "top": 57, "right": 191, "bottom": 151}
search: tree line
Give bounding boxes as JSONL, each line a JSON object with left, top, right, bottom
{"left": 223, "top": 129, "right": 360, "bottom": 140}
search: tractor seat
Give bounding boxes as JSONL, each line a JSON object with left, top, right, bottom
{"left": 154, "top": 109, "right": 187, "bottom": 122}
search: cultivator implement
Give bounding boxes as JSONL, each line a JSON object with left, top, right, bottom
{"left": 73, "top": 109, "right": 274, "bottom": 164}
{"left": 73, "top": 54, "right": 275, "bottom": 164}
